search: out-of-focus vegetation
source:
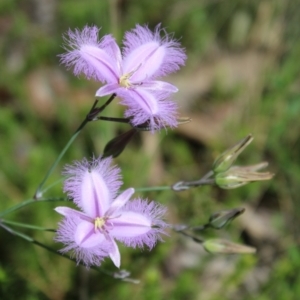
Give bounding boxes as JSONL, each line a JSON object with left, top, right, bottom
{"left": 1, "top": 0, "right": 300, "bottom": 299}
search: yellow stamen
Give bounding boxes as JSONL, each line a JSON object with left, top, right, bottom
{"left": 94, "top": 217, "right": 105, "bottom": 231}
{"left": 119, "top": 74, "right": 131, "bottom": 88}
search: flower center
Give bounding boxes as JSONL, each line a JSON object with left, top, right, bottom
{"left": 94, "top": 217, "right": 106, "bottom": 232}
{"left": 119, "top": 74, "right": 131, "bottom": 88}
{"left": 119, "top": 64, "right": 142, "bottom": 88}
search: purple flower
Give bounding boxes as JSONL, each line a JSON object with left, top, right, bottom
{"left": 60, "top": 24, "right": 186, "bottom": 130}
{"left": 54, "top": 157, "right": 168, "bottom": 268}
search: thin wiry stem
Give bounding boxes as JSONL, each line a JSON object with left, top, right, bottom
{"left": 135, "top": 186, "right": 171, "bottom": 192}
{"left": 96, "top": 116, "right": 131, "bottom": 123}
{"left": 0, "top": 197, "right": 68, "bottom": 217}
{"left": 172, "top": 171, "right": 215, "bottom": 191}
{"left": 1, "top": 219, "right": 56, "bottom": 232}
{"left": 34, "top": 94, "right": 116, "bottom": 199}
{"left": 134, "top": 171, "right": 215, "bottom": 193}
{"left": 0, "top": 223, "right": 139, "bottom": 283}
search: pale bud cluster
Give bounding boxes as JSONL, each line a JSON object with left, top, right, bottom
{"left": 213, "top": 134, "right": 274, "bottom": 189}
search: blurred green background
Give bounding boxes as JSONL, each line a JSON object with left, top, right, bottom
{"left": 1, "top": 0, "right": 300, "bottom": 299}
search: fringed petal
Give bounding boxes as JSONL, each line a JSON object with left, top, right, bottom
{"left": 119, "top": 88, "right": 178, "bottom": 131}
{"left": 63, "top": 156, "right": 122, "bottom": 214}
{"left": 75, "top": 221, "right": 106, "bottom": 248}
{"left": 113, "top": 199, "right": 168, "bottom": 249}
{"left": 105, "top": 188, "right": 135, "bottom": 217}
{"left": 59, "top": 26, "right": 120, "bottom": 83}
{"left": 122, "top": 24, "right": 186, "bottom": 80}
{"left": 108, "top": 238, "right": 121, "bottom": 268}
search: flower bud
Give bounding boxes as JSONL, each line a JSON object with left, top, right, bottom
{"left": 215, "top": 162, "right": 274, "bottom": 189}
{"left": 208, "top": 208, "right": 245, "bottom": 229}
{"left": 177, "top": 116, "right": 192, "bottom": 125}
{"left": 103, "top": 129, "right": 137, "bottom": 158}
{"left": 203, "top": 239, "right": 256, "bottom": 254}
{"left": 213, "top": 134, "right": 253, "bottom": 173}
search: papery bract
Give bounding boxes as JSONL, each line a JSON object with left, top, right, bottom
{"left": 54, "top": 156, "right": 168, "bottom": 268}
{"left": 60, "top": 24, "right": 186, "bottom": 130}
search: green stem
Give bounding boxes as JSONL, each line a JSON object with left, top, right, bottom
{"left": 0, "top": 196, "right": 67, "bottom": 217}
{"left": 134, "top": 186, "right": 171, "bottom": 192}
{"left": 1, "top": 219, "right": 56, "bottom": 231}
{"left": 41, "top": 177, "right": 65, "bottom": 194}
{"left": 0, "top": 223, "right": 33, "bottom": 242}
{"left": 135, "top": 172, "right": 215, "bottom": 193}
{"left": 34, "top": 119, "right": 89, "bottom": 199}
{"left": 172, "top": 171, "right": 215, "bottom": 191}
{"left": 92, "top": 93, "right": 116, "bottom": 118}
{"left": 0, "top": 223, "right": 139, "bottom": 282}
{"left": 34, "top": 120, "right": 90, "bottom": 199}
{"left": 34, "top": 94, "right": 116, "bottom": 199}
{"left": 97, "top": 116, "right": 131, "bottom": 123}
{"left": 174, "top": 229, "right": 204, "bottom": 244}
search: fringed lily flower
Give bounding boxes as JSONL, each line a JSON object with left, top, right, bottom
{"left": 54, "top": 157, "right": 168, "bottom": 268}
{"left": 60, "top": 24, "right": 186, "bottom": 130}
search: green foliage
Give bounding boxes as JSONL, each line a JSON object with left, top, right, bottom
{"left": 1, "top": 0, "right": 300, "bottom": 299}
